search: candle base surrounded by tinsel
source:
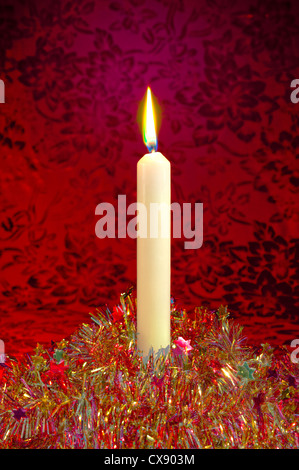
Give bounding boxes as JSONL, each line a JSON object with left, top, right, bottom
{"left": 0, "top": 291, "right": 298, "bottom": 449}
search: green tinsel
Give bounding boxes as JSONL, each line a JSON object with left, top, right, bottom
{"left": 0, "top": 291, "right": 298, "bottom": 449}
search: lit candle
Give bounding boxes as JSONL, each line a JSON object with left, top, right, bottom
{"left": 137, "top": 87, "right": 171, "bottom": 360}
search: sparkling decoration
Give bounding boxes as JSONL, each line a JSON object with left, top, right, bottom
{"left": 237, "top": 362, "right": 255, "bottom": 381}
{"left": 0, "top": 290, "right": 298, "bottom": 449}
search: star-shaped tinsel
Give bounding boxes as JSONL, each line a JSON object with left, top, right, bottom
{"left": 237, "top": 362, "right": 255, "bottom": 381}
{"left": 53, "top": 349, "right": 64, "bottom": 364}
{"left": 13, "top": 408, "right": 27, "bottom": 421}
{"left": 112, "top": 305, "right": 124, "bottom": 323}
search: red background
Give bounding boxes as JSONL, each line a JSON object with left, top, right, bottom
{"left": 0, "top": 0, "right": 298, "bottom": 358}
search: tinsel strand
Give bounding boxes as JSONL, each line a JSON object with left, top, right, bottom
{"left": 0, "top": 291, "right": 298, "bottom": 448}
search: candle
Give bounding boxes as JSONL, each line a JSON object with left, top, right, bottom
{"left": 137, "top": 87, "right": 171, "bottom": 360}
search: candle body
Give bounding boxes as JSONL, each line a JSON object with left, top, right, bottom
{"left": 137, "top": 151, "right": 171, "bottom": 358}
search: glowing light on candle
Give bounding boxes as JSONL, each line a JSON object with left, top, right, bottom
{"left": 137, "top": 87, "right": 170, "bottom": 360}
{"left": 143, "top": 87, "right": 157, "bottom": 153}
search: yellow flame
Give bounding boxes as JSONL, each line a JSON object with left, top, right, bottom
{"left": 143, "top": 87, "right": 157, "bottom": 152}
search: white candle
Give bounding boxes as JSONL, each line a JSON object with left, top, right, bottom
{"left": 137, "top": 88, "right": 171, "bottom": 359}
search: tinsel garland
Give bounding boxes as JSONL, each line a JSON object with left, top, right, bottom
{"left": 0, "top": 290, "right": 298, "bottom": 449}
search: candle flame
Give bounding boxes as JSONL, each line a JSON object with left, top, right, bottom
{"left": 143, "top": 87, "right": 157, "bottom": 153}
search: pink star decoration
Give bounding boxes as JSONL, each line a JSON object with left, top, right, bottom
{"left": 173, "top": 337, "right": 193, "bottom": 356}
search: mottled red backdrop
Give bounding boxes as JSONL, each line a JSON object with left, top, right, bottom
{"left": 0, "top": 0, "right": 298, "bottom": 357}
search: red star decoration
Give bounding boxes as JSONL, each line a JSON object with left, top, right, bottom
{"left": 112, "top": 305, "right": 124, "bottom": 323}
{"left": 13, "top": 408, "right": 27, "bottom": 421}
{"left": 49, "top": 360, "right": 69, "bottom": 375}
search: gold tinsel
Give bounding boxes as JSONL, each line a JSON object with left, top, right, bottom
{"left": 0, "top": 290, "right": 298, "bottom": 449}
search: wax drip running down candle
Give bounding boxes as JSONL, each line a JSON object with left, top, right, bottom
{"left": 137, "top": 87, "right": 171, "bottom": 361}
